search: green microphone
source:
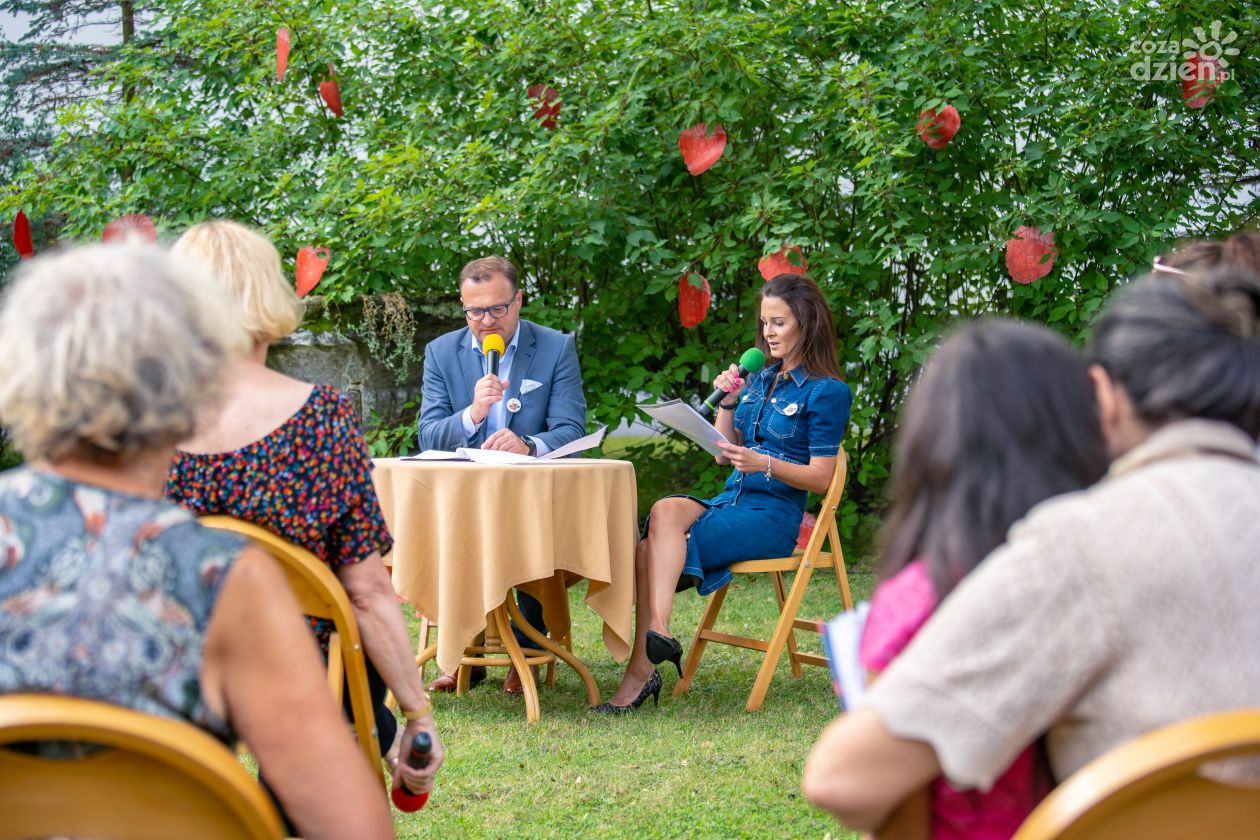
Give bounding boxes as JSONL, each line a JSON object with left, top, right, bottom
{"left": 700, "top": 347, "right": 767, "bottom": 416}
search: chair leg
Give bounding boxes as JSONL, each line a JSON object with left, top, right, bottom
{"left": 674, "top": 583, "right": 729, "bottom": 697}
{"left": 827, "top": 520, "right": 853, "bottom": 610}
{"left": 746, "top": 562, "right": 816, "bottom": 712}
{"left": 772, "top": 571, "right": 804, "bottom": 678}
{"left": 417, "top": 614, "right": 434, "bottom": 683}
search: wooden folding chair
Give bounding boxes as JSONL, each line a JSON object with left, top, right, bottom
{"left": 0, "top": 693, "right": 284, "bottom": 840}
{"left": 673, "top": 450, "right": 852, "bottom": 712}
{"left": 1013, "top": 708, "right": 1260, "bottom": 840}
{"left": 200, "top": 516, "right": 382, "bottom": 777}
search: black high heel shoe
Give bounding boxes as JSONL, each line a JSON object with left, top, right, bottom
{"left": 645, "top": 629, "right": 684, "bottom": 677}
{"left": 590, "top": 669, "right": 662, "bottom": 714}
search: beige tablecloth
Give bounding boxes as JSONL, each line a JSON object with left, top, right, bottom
{"left": 372, "top": 457, "right": 638, "bottom": 677}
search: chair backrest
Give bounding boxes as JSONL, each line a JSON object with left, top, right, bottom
{"left": 0, "top": 693, "right": 284, "bottom": 840}
{"left": 1013, "top": 708, "right": 1260, "bottom": 840}
{"left": 199, "top": 516, "right": 382, "bottom": 770}
{"left": 796, "top": 448, "right": 848, "bottom": 559}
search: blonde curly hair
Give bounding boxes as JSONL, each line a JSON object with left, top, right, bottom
{"left": 0, "top": 243, "right": 249, "bottom": 462}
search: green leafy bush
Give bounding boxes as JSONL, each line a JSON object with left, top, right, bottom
{"left": 4, "top": 0, "right": 1256, "bottom": 551}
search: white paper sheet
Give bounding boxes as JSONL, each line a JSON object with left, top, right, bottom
{"left": 403, "top": 425, "right": 608, "bottom": 465}
{"left": 636, "top": 399, "right": 729, "bottom": 456}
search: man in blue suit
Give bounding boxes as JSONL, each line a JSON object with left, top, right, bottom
{"left": 417, "top": 255, "right": 587, "bottom": 694}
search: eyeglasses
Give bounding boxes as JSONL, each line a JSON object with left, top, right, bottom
{"left": 463, "top": 296, "right": 516, "bottom": 321}
{"left": 1152, "top": 257, "right": 1191, "bottom": 277}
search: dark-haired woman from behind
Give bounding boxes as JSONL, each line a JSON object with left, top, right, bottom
{"left": 596, "top": 273, "right": 852, "bottom": 713}
{"left": 852, "top": 319, "right": 1108, "bottom": 839}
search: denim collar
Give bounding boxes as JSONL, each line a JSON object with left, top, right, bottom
{"left": 763, "top": 360, "right": 808, "bottom": 387}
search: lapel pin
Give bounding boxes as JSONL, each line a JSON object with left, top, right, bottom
{"left": 784, "top": 402, "right": 799, "bottom": 416}
{"left": 506, "top": 397, "right": 522, "bottom": 414}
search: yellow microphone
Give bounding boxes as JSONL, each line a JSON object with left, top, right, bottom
{"left": 482, "top": 334, "right": 506, "bottom": 377}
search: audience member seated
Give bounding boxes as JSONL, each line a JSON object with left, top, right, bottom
{"left": 1153, "top": 229, "right": 1260, "bottom": 277}
{"left": 0, "top": 243, "right": 395, "bottom": 840}
{"left": 803, "top": 268, "right": 1260, "bottom": 835}
{"left": 597, "top": 274, "right": 851, "bottom": 713}
{"left": 854, "top": 319, "right": 1107, "bottom": 838}
{"left": 165, "top": 220, "right": 442, "bottom": 786}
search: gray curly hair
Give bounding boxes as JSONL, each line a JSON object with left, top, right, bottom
{"left": 0, "top": 242, "right": 249, "bottom": 462}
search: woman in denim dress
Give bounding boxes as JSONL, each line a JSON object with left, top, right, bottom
{"left": 595, "top": 274, "right": 851, "bottom": 712}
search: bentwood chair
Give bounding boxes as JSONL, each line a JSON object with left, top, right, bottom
{"left": 0, "top": 693, "right": 285, "bottom": 840}
{"left": 673, "top": 450, "right": 853, "bottom": 711}
{"left": 1013, "top": 708, "right": 1260, "bottom": 840}
{"left": 200, "top": 516, "right": 382, "bottom": 778}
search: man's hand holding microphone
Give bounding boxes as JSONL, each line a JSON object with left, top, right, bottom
{"left": 473, "top": 334, "right": 530, "bottom": 454}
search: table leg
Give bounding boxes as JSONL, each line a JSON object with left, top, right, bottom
{"left": 492, "top": 606, "right": 541, "bottom": 722}
{"left": 505, "top": 597, "right": 601, "bottom": 706}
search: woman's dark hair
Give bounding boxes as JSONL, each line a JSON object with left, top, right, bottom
{"left": 758, "top": 274, "right": 843, "bottom": 380}
{"left": 1159, "top": 230, "right": 1260, "bottom": 275}
{"left": 1089, "top": 268, "right": 1260, "bottom": 437}
{"left": 879, "top": 319, "right": 1108, "bottom": 597}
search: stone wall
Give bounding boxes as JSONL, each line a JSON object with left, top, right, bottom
{"left": 266, "top": 295, "right": 463, "bottom": 431}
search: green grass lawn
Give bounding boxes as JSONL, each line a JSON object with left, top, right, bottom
{"left": 390, "top": 562, "right": 875, "bottom": 839}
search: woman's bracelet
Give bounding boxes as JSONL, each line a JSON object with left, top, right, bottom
{"left": 402, "top": 700, "right": 433, "bottom": 722}
{"left": 765, "top": 454, "right": 773, "bottom": 480}
{"left": 718, "top": 400, "right": 739, "bottom": 410}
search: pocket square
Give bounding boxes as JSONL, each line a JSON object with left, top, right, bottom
{"left": 521, "top": 378, "right": 543, "bottom": 394}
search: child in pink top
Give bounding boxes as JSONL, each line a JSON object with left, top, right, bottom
{"left": 858, "top": 320, "right": 1108, "bottom": 839}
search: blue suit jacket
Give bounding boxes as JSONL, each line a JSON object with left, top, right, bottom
{"left": 416, "top": 320, "right": 587, "bottom": 453}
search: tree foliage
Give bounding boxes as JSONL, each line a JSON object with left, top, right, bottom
{"left": 4, "top": 0, "right": 1257, "bottom": 542}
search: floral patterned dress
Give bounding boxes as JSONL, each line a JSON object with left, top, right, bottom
{"left": 165, "top": 385, "right": 393, "bottom": 651}
{"left": 0, "top": 468, "right": 243, "bottom": 743}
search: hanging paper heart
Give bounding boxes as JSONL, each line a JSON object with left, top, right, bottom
{"left": 320, "top": 65, "right": 343, "bottom": 117}
{"left": 677, "top": 272, "right": 711, "bottom": 328}
{"left": 1181, "top": 53, "right": 1224, "bottom": 109}
{"left": 12, "top": 210, "right": 33, "bottom": 260}
{"left": 276, "top": 28, "right": 290, "bottom": 82}
{"left": 102, "top": 214, "right": 157, "bottom": 243}
{"left": 296, "top": 246, "right": 330, "bottom": 297}
{"left": 1005, "top": 226, "right": 1057, "bottom": 284}
{"left": 678, "top": 123, "right": 727, "bottom": 176}
{"left": 526, "top": 84, "right": 560, "bottom": 130}
{"left": 916, "top": 104, "right": 960, "bottom": 149}
{"left": 758, "top": 245, "right": 807, "bottom": 281}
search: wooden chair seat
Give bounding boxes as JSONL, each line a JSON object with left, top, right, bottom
{"left": 673, "top": 450, "right": 853, "bottom": 711}
{"left": 1013, "top": 708, "right": 1260, "bottom": 840}
{"left": 0, "top": 693, "right": 284, "bottom": 840}
{"left": 200, "top": 516, "right": 382, "bottom": 781}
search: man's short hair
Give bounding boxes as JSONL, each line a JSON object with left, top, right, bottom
{"left": 459, "top": 256, "right": 518, "bottom": 292}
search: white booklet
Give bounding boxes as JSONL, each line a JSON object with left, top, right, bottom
{"left": 404, "top": 425, "right": 607, "bottom": 465}
{"left": 818, "top": 600, "right": 871, "bottom": 711}
{"left": 636, "top": 399, "right": 729, "bottom": 457}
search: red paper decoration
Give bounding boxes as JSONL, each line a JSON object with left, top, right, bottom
{"left": 296, "top": 246, "right": 330, "bottom": 297}
{"left": 916, "top": 104, "right": 960, "bottom": 149}
{"left": 1005, "top": 226, "right": 1057, "bottom": 284}
{"left": 102, "top": 214, "right": 157, "bottom": 244}
{"left": 527, "top": 84, "right": 560, "bottom": 130}
{"left": 12, "top": 210, "right": 33, "bottom": 260}
{"left": 320, "top": 65, "right": 343, "bottom": 117}
{"left": 758, "top": 245, "right": 807, "bottom": 281}
{"left": 1182, "top": 53, "right": 1224, "bottom": 109}
{"left": 276, "top": 28, "right": 290, "bottom": 82}
{"left": 678, "top": 123, "right": 727, "bottom": 176}
{"left": 677, "top": 272, "right": 711, "bottom": 328}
